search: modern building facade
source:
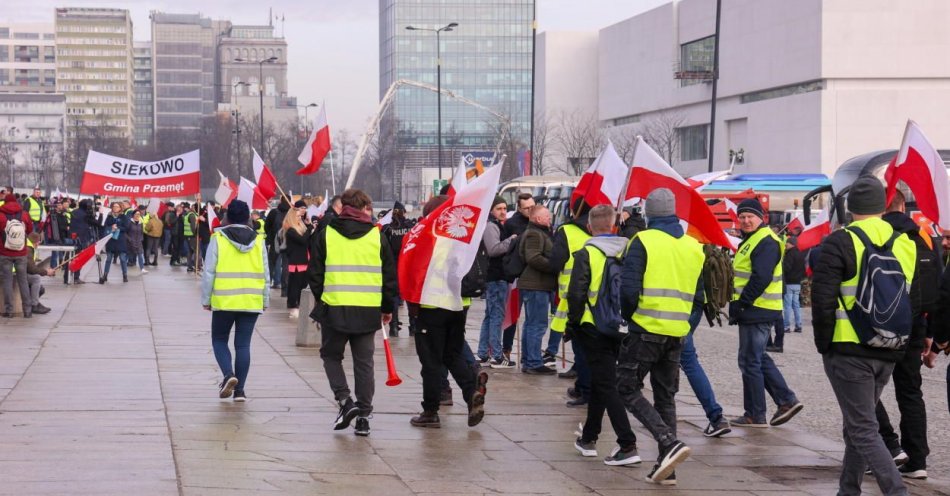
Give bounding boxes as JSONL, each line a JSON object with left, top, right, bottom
{"left": 378, "top": 0, "right": 535, "bottom": 200}
{"left": 0, "top": 92, "right": 65, "bottom": 189}
{"left": 132, "top": 41, "right": 153, "bottom": 147}
{"left": 0, "top": 23, "right": 57, "bottom": 94}
{"left": 54, "top": 7, "right": 134, "bottom": 141}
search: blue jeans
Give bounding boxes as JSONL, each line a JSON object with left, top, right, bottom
{"left": 521, "top": 289, "right": 550, "bottom": 369}
{"left": 211, "top": 310, "right": 259, "bottom": 392}
{"left": 477, "top": 280, "right": 508, "bottom": 360}
{"left": 134, "top": 252, "right": 145, "bottom": 270}
{"left": 161, "top": 229, "right": 171, "bottom": 254}
{"left": 546, "top": 328, "right": 563, "bottom": 356}
{"left": 738, "top": 322, "right": 798, "bottom": 421}
{"left": 102, "top": 251, "right": 127, "bottom": 277}
{"left": 783, "top": 284, "right": 802, "bottom": 329}
{"left": 681, "top": 330, "right": 724, "bottom": 423}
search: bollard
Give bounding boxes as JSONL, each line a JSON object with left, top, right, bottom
{"left": 295, "top": 288, "right": 320, "bottom": 347}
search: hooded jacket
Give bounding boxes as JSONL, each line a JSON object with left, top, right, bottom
{"left": 566, "top": 235, "right": 628, "bottom": 329}
{"left": 308, "top": 213, "right": 397, "bottom": 334}
{"left": 265, "top": 201, "right": 290, "bottom": 246}
{"left": 483, "top": 216, "right": 516, "bottom": 282}
{"left": 200, "top": 224, "right": 271, "bottom": 311}
{"left": 68, "top": 201, "right": 98, "bottom": 245}
{"left": 0, "top": 200, "right": 34, "bottom": 258}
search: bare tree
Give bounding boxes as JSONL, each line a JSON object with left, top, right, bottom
{"left": 27, "top": 133, "right": 61, "bottom": 193}
{"left": 554, "top": 110, "right": 605, "bottom": 175}
{"left": 64, "top": 114, "right": 129, "bottom": 191}
{"left": 0, "top": 132, "right": 18, "bottom": 188}
{"left": 640, "top": 110, "right": 686, "bottom": 167}
{"left": 531, "top": 112, "right": 557, "bottom": 175}
{"left": 608, "top": 124, "right": 640, "bottom": 165}
{"left": 330, "top": 129, "right": 357, "bottom": 196}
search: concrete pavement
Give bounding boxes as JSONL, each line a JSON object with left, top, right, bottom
{"left": 0, "top": 265, "right": 947, "bottom": 495}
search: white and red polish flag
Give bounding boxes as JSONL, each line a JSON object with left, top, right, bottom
{"left": 501, "top": 281, "right": 521, "bottom": 329}
{"left": 377, "top": 209, "right": 393, "bottom": 231}
{"left": 785, "top": 214, "right": 804, "bottom": 235}
{"left": 446, "top": 156, "right": 468, "bottom": 196}
{"left": 297, "top": 104, "right": 331, "bottom": 175}
{"left": 571, "top": 141, "right": 629, "bottom": 209}
{"left": 237, "top": 177, "right": 269, "bottom": 210}
{"left": 687, "top": 170, "right": 731, "bottom": 192}
{"left": 399, "top": 159, "right": 504, "bottom": 311}
{"left": 723, "top": 198, "right": 740, "bottom": 227}
{"left": 625, "top": 137, "right": 732, "bottom": 248}
{"left": 796, "top": 208, "right": 831, "bottom": 251}
{"left": 214, "top": 169, "right": 238, "bottom": 207}
{"left": 252, "top": 149, "right": 278, "bottom": 200}
{"left": 145, "top": 197, "right": 168, "bottom": 218}
{"left": 68, "top": 234, "right": 110, "bottom": 273}
{"left": 885, "top": 120, "right": 950, "bottom": 229}
{"left": 206, "top": 203, "right": 221, "bottom": 230}
{"left": 98, "top": 196, "right": 111, "bottom": 225}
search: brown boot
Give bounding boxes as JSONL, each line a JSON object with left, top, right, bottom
{"left": 410, "top": 410, "right": 441, "bottom": 428}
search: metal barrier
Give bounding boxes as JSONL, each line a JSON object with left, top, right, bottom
{"left": 296, "top": 288, "right": 320, "bottom": 347}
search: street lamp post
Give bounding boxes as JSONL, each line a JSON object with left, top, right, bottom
{"left": 405, "top": 22, "right": 458, "bottom": 182}
{"left": 234, "top": 56, "right": 278, "bottom": 160}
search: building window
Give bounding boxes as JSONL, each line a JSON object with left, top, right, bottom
{"left": 740, "top": 80, "right": 825, "bottom": 104}
{"left": 250, "top": 48, "right": 257, "bottom": 60}
{"left": 678, "top": 124, "right": 708, "bottom": 161}
{"left": 265, "top": 76, "right": 275, "bottom": 96}
{"left": 679, "top": 36, "right": 715, "bottom": 87}
{"left": 231, "top": 76, "right": 242, "bottom": 96}
{"left": 248, "top": 76, "right": 259, "bottom": 96}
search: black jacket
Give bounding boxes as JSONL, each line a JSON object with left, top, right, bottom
{"left": 68, "top": 203, "right": 98, "bottom": 245}
{"left": 550, "top": 215, "right": 590, "bottom": 275}
{"left": 933, "top": 267, "right": 950, "bottom": 345}
{"left": 732, "top": 226, "right": 783, "bottom": 324}
{"left": 284, "top": 226, "right": 313, "bottom": 265}
{"left": 811, "top": 220, "right": 923, "bottom": 361}
{"left": 308, "top": 216, "right": 397, "bottom": 334}
{"left": 783, "top": 246, "right": 806, "bottom": 285}
{"left": 503, "top": 211, "right": 529, "bottom": 238}
{"left": 264, "top": 202, "right": 289, "bottom": 246}
{"left": 382, "top": 215, "right": 415, "bottom": 262}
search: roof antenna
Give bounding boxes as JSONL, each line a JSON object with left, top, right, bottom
{"left": 269, "top": 8, "right": 273, "bottom": 27}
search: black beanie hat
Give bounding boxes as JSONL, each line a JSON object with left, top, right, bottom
{"left": 226, "top": 199, "right": 250, "bottom": 225}
{"left": 847, "top": 176, "right": 886, "bottom": 215}
{"left": 293, "top": 200, "right": 307, "bottom": 209}
{"left": 736, "top": 198, "right": 765, "bottom": 218}
{"left": 394, "top": 201, "right": 406, "bottom": 211}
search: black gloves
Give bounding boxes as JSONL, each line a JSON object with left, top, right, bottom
{"left": 727, "top": 300, "right": 746, "bottom": 325}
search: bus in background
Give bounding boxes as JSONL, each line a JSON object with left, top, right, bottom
{"left": 701, "top": 173, "right": 830, "bottom": 228}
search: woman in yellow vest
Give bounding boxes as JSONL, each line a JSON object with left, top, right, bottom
{"left": 200, "top": 200, "right": 270, "bottom": 402}
{"left": 727, "top": 198, "right": 802, "bottom": 428}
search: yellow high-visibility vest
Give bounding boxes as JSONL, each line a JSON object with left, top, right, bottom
{"left": 183, "top": 212, "right": 197, "bottom": 237}
{"left": 551, "top": 223, "right": 591, "bottom": 333}
{"left": 833, "top": 218, "right": 916, "bottom": 344}
{"left": 629, "top": 230, "right": 705, "bottom": 337}
{"left": 27, "top": 197, "right": 45, "bottom": 222}
{"left": 209, "top": 232, "right": 266, "bottom": 312}
{"left": 321, "top": 226, "right": 383, "bottom": 307}
{"left": 733, "top": 227, "right": 785, "bottom": 311}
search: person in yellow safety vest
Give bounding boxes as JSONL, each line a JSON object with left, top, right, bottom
{"left": 201, "top": 199, "right": 270, "bottom": 403}
{"left": 614, "top": 189, "right": 705, "bottom": 484}
{"left": 25, "top": 232, "right": 55, "bottom": 315}
{"left": 406, "top": 195, "right": 490, "bottom": 430}
{"left": 309, "top": 188, "right": 397, "bottom": 437}
{"left": 564, "top": 205, "right": 639, "bottom": 466}
{"left": 548, "top": 197, "right": 592, "bottom": 369}
{"left": 811, "top": 177, "right": 921, "bottom": 494}
{"left": 26, "top": 187, "right": 46, "bottom": 224}
{"left": 251, "top": 210, "right": 266, "bottom": 236}
{"left": 182, "top": 204, "right": 198, "bottom": 272}
{"left": 726, "top": 197, "right": 803, "bottom": 429}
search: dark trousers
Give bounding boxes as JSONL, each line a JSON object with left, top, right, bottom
{"left": 211, "top": 311, "right": 258, "bottom": 392}
{"left": 503, "top": 323, "right": 516, "bottom": 354}
{"left": 574, "top": 328, "right": 636, "bottom": 449}
{"left": 768, "top": 315, "right": 785, "bottom": 348}
{"left": 286, "top": 272, "right": 308, "bottom": 309}
{"left": 572, "top": 337, "right": 591, "bottom": 399}
{"left": 875, "top": 347, "right": 929, "bottom": 470}
{"left": 169, "top": 234, "right": 181, "bottom": 263}
{"left": 617, "top": 332, "right": 682, "bottom": 448}
{"left": 415, "top": 307, "right": 476, "bottom": 412}
{"left": 144, "top": 236, "right": 160, "bottom": 264}
{"left": 320, "top": 325, "right": 375, "bottom": 416}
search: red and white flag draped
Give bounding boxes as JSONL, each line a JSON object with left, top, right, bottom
{"left": 145, "top": 197, "right": 167, "bottom": 218}
{"left": 297, "top": 105, "right": 332, "bottom": 175}
{"left": 571, "top": 141, "right": 628, "bottom": 209}
{"left": 237, "top": 177, "right": 269, "bottom": 210}
{"left": 214, "top": 169, "right": 238, "bottom": 207}
{"left": 501, "top": 281, "right": 521, "bottom": 329}
{"left": 68, "top": 234, "right": 111, "bottom": 274}
{"left": 377, "top": 209, "right": 393, "bottom": 230}
{"left": 796, "top": 208, "right": 831, "bottom": 251}
{"left": 624, "top": 137, "right": 732, "bottom": 248}
{"left": 723, "top": 198, "right": 740, "bottom": 227}
{"left": 785, "top": 215, "right": 804, "bottom": 235}
{"left": 206, "top": 203, "right": 221, "bottom": 230}
{"left": 687, "top": 169, "right": 731, "bottom": 192}
{"left": 399, "top": 159, "right": 504, "bottom": 311}
{"left": 252, "top": 149, "right": 278, "bottom": 200}
{"left": 446, "top": 156, "right": 468, "bottom": 196}
{"left": 885, "top": 120, "right": 950, "bottom": 229}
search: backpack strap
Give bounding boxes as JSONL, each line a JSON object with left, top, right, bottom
{"left": 846, "top": 225, "right": 901, "bottom": 251}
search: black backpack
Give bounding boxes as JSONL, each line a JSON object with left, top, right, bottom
{"left": 585, "top": 247, "right": 627, "bottom": 338}
{"left": 909, "top": 233, "right": 940, "bottom": 314}
{"left": 501, "top": 236, "right": 525, "bottom": 282}
{"left": 841, "top": 227, "right": 913, "bottom": 350}
{"left": 461, "top": 242, "right": 489, "bottom": 297}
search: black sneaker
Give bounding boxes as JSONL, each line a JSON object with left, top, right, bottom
{"left": 604, "top": 445, "right": 641, "bottom": 466}
{"left": 232, "top": 390, "right": 247, "bottom": 402}
{"left": 574, "top": 437, "right": 597, "bottom": 457}
{"left": 477, "top": 356, "right": 491, "bottom": 367}
{"left": 122, "top": 275, "right": 129, "bottom": 282}
{"left": 731, "top": 415, "right": 769, "bottom": 428}
{"left": 898, "top": 465, "right": 927, "bottom": 479}
{"left": 567, "top": 387, "right": 582, "bottom": 400}
{"left": 410, "top": 410, "right": 441, "bottom": 428}
{"left": 565, "top": 397, "right": 587, "bottom": 408}
{"left": 892, "top": 450, "right": 909, "bottom": 466}
{"left": 542, "top": 351, "right": 556, "bottom": 366}
{"left": 468, "top": 371, "right": 488, "bottom": 427}
{"left": 523, "top": 366, "right": 556, "bottom": 375}
{"left": 794, "top": 327, "right": 802, "bottom": 333}
{"left": 489, "top": 358, "right": 514, "bottom": 369}
{"left": 770, "top": 402, "right": 803, "bottom": 426}
{"left": 766, "top": 346, "right": 783, "bottom": 353}
{"left": 703, "top": 418, "right": 732, "bottom": 438}
{"left": 334, "top": 398, "right": 359, "bottom": 430}
{"left": 32, "top": 303, "right": 52, "bottom": 315}
{"left": 647, "top": 441, "right": 690, "bottom": 483}
{"left": 558, "top": 368, "right": 578, "bottom": 379}
{"left": 660, "top": 471, "right": 677, "bottom": 486}
{"left": 354, "top": 417, "right": 370, "bottom": 437}
{"left": 219, "top": 375, "right": 238, "bottom": 398}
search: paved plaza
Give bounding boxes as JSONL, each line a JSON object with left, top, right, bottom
{"left": 0, "top": 266, "right": 947, "bottom": 495}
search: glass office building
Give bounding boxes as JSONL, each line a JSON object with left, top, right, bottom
{"left": 379, "top": 0, "right": 534, "bottom": 198}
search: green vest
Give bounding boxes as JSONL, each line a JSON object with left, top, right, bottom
{"left": 209, "top": 232, "right": 266, "bottom": 311}
{"left": 27, "top": 197, "right": 45, "bottom": 222}
{"left": 833, "top": 217, "right": 916, "bottom": 345}
{"left": 551, "top": 223, "right": 592, "bottom": 333}
{"left": 183, "top": 212, "right": 197, "bottom": 237}
{"left": 630, "top": 230, "right": 705, "bottom": 337}
{"left": 26, "top": 238, "right": 38, "bottom": 262}
{"left": 321, "top": 226, "right": 383, "bottom": 307}
{"left": 733, "top": 227, "right": 784, "bottom": 311}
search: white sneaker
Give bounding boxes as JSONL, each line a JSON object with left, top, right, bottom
{"left": 289, "top": 308, "right": 299, "bottom": 319}
{"left": 141, "top": 268, "right": 149, "bottom": 274}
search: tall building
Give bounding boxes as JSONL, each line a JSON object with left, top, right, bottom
{"left": 378, "top": 0, "right": 535, "bottom": 200}
{"left": 149, "top": 12, "right": 224, "bottom": 139}
{"left": 54, "top": 7, "right": 134, "bottom": 141}
{"left": 0, "top": 23, "right": 57, "bottom": 93}
{"left": 0, "top": 92, "right": 66, "bottom": 189}
{"left": 218, "top": 24, "right": 288, "bottom": 105}
{"left": 132, "top": 41, "right": 152, "bottom": 147}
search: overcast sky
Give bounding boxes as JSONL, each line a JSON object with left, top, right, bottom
{"left": 8, "top": 0, "right": 666, "bottom": 135}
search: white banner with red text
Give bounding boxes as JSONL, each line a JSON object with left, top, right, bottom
{"left": 80, "top": 149, "right": 201, "bottom": 197}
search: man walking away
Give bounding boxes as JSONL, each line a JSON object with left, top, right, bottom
{"left": 728, "top": 198, "right": 803, "bottom": 427}
{"left": 811, "top": 177, "right": 919, "bottom": 496}
{"left": 567, "top": 205, "right": 640, "bottom": 466}
{"left": 519, "top": 205, "right": 559, "bottom": 374}
{"left": 618, "top": 189, "right": 705, "bottom": 485}
{"left": 309, "top": 189, "right": 397, "bottom": 437}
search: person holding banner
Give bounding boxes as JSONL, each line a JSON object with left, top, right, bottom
{"left": 100, "top": 203, "right": 130, "bottom": 284}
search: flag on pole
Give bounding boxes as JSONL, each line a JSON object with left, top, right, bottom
{"left": 68, "top": 234, "right": 111, "bottom": 273}
{"left": 252, "top": 149, "right": 277, "bottom": 200}
{"left": 723, "top": 198, "right": 740, "bottom": 227}
{"left": 206, "top": 203, "right": 221, "bottom": 230}
{"left": 571, "top": 141, "right": 629, "bottom": 209}
{"left": 785, "top": 215, "right": 804, "bottom": 235}
{"left": 399, "top": 159, "right": 505, "bottom": 311}
{"left": 214, "top": 169, "right": 238, "bottom": 207}
{"left": 624, "top": 137, "right": 732, "bottom": 248}
{"left": 237, "top": 177, "right": 269, "bottom": 210}
{"left": 297, "top": 104, "right": 332, "bottom": 175}
{"left": 446, "top": 156, "right": 468, "bottom": 196}
{"left": 98, "top": 196, "right": 111, "bottom": 226}
{"left": 796, "top": 208, "right": 831, "bottom": 251}
{"left": 885, "top": 120, "right": 950, "bottom": 229}
{"left": 501, "top": 281, "right": 521, "bottom": 329}
{"left": 687, "top": 170, "right": 732, "bottom": 191}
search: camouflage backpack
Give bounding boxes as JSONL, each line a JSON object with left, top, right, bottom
{"left": 701, "top": 244, "right": 734, "bottom": 326}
